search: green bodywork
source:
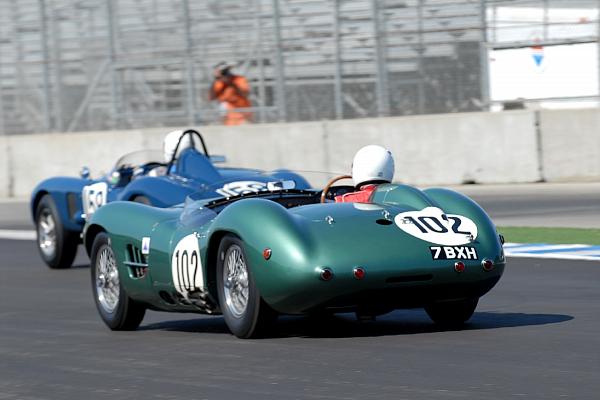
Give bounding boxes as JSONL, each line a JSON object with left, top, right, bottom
{"left": 84, "top": 184, "right": 505, "bottom": 315}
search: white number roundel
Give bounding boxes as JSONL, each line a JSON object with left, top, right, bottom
{"left": 394, "top": 206, "right": 478, "bottom": 246}
{"left": 171, "top": 234, "right": 204, "bottom": 298}
{"left": 82, "top": 182, "right": 108, "bottom": 218}
{"left": 215, "top": 181, "right": 267, "bottom": 197}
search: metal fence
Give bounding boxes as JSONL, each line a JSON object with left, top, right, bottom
{"left": 0, "top": 0, "right": 599, "bottom": 135}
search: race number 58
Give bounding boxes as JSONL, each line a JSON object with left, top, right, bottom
{"left": 82, "top": 182, "right": 108, "bottom": 218}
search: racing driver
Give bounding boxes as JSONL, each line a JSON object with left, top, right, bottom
{"left": 335, "top": 144, "right": 395, "bottom": 203}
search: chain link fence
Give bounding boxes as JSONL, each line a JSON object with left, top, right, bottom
{"left": 0, "top": 0, "right": 598, "bottom": 135}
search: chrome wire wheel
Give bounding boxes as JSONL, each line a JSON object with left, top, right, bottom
{"left": 37, "top": 210, "right": 57, "bottom": 258}
{"left": 223, "top": 244, "right": 249, "bottom": 318}
{"left": 95, "top": 244, "right": 120, "bottom": 314}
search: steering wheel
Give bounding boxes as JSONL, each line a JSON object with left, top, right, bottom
{"left": 166, "top": 129, "right": 210, "bottom": 175}
{"left": 320, "top": 175, "right": 352, "bottom": 203}
{"left": 133, "top": 161, "right": 166, "bottom": 177}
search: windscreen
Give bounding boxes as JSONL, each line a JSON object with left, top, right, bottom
{"left": 114, "top": 150, "right": 164, "bottom": 169}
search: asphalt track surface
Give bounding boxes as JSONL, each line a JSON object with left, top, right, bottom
{"left": 1, "top": 239, "right": 599, "bottom": 399}
{"left": 1, "top": 183, "right": 600, "bottom": 399}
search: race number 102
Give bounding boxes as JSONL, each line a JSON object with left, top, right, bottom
{"left": 402, "top": 215, "right": 470, "bottom": 235}
{"left": 173, "top": 249, "right": 200, "bottom": 292}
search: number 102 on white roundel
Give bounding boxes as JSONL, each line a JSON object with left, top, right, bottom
{"left": 171, "top": 234, "right": 204, "bottom": 298}
{"left": 394, "top": 207, "right": 478, "bottom": 246}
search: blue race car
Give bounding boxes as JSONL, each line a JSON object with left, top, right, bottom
{"left": 31, "top": 129, "right": 310, "bottom": 269}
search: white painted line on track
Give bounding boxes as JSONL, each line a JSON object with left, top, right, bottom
{"left": 505, "top": 242, "right": 600, "bottom": 261}
{"left": 0, "top": 229, "right": 36, "bottom": 240}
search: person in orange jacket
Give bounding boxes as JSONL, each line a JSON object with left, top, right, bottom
{"left": 209, "top": 62, "right": 253, "bottom": 125}
{"left": 335, "top": 145, "right": 395, "bottom": 203}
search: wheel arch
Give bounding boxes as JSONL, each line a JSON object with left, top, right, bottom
{"left": 205, "top": 229, "right": 242, "bottom": 305}
{"left": 31, "top": 190, "right": 50, "bottom": 220}
{"left": 84, "top": 223, "right": 106, "bottom": 257}
{"left": 204, "top": 198, "right": 315, "bottom": 309}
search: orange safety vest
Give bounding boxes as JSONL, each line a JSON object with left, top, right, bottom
{"left": 211, "top": 76, "right": 252, "bottom": 125}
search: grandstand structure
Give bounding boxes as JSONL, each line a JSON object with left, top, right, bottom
{"left": 0, "top": 0, "right": 598, "bottom": 134}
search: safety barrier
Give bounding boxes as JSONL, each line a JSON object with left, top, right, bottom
{"left": 1, "top": 108, "right": 598, "bottom": 198}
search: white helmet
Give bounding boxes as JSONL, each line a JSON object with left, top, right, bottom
{"left": 351, "top": 145, "right": 395, "bottom": 187}
{"left": 163, "top": 130, "right": 193, "bottom": 162}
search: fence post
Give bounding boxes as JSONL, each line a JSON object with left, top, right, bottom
{"left": 370, "top": 0, "right": 389, "bottom": 117}
{"left": 0, "top": 53, "right": 4, "bottom": 135}
{"left": 49, "top": 4, "right": 64, "bottom": 132}
{"left": 253, "top": 0, "right": 267, "bottom": 123}
{"left": 106, "top": 0, "right": 122, "bottom": 128}
{"left": 272, "top": 0, "right": 287, "bottom": 122}
{"left": 333, "top": 0, "right": 343, "bottom": 120}
{"left": 479, "top": 0, "right": 490, "bottom": 111}
{"left": 598, "top": 0, "right": 600, "bottom": 100}
{"left": 39, "top": 0, "right": 52, "bottom": 131}
{"left": 182, "top": 0, "right": 197, "bottom": 126}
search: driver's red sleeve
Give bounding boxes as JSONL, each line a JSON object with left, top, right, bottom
{"left": 334, "top": 185, "right": 377, "bottom": 203}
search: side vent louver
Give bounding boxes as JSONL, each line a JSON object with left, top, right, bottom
{"left": 124, "top": 244, "right": 149, "bottom": 278}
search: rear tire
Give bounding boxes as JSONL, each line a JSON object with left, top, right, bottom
{"left": 35, "top": 194, "right": 78, "bottom": 269}
{"left": 91, "top": 232, "right": 145, "bottom": 330}
{"left": 217, "top": 235, "right": 277, "bottom": 338}
{"left": 425, "top": 298, "right": 478, "bottom": 327}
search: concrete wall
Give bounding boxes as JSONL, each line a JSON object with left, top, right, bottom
{"left": 322, "top": 111, "right": 540, "bottom": 185}
{"left": 8, "top": 128, "right": 168, "bottom": 198}
{"left": 0, "top": 136, "right": 9, "bottom": 198}
{"left": 0, "top": 108, "right": 596, "bottom": 198}
{"left": 539, "top": 108, "right": 600, "bottom": 182}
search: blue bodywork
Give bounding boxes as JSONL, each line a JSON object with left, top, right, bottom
{"left": 31, "top": 148, "right": 310, "bottom": 236}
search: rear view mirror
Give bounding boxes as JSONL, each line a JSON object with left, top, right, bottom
{"left": 80, "top": 166, "right": 90, "bottom": 179}
{"left": 209, "top": 155, "right": 227, "bottom": 164}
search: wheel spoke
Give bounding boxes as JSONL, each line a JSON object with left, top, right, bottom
{"left": 38, "top": 211, "right": 57, "bottom": 257}
{"left": 96, "top": 244, "right": 120, "bottom": 314}
{"left": 222, "top": 244, "right": 250, "bottom": 318}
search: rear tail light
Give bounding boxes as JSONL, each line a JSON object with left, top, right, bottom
{"left": 482, "top": 259, "right": 494, "bottom": 271}
{"left": 319, "top": 268, "right": 334, "bottom": 281}
{"left": 353, "top": 267, "right": 365, "bottom": 280}
{"left": 263, "top": 248, "right": 272, "bottom": 260}
{"left": 454, "top": 261, "right": 465, "bottom": 273}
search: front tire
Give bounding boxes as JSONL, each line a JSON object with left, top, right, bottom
{"left": 35, "top": 194, "right": 78, "bottom": 269}
{"left": 216, "top": 235, "right": 277, "bottom": 338}
{"left": 425, "top": 298, "right": 478, "bottom": 327}
{"left": 91, "top": 232, "right": 145, "bottom": 330}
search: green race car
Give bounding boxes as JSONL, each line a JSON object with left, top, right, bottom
{"left": 84, "top": 176, "right": 505, "bottom": 338}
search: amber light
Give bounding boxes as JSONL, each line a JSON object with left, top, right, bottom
{"left": 482, "top": 259, "right": 494, "bottom": 271}
{"left": 454, "top": 261, "right": 466, "bottom": 273}
{"left": 320, "top": 268, "right": 334, "bottom": 281}
{"left": 353, "top": 267, "right": 365, "bottom": 280}
{"left": 263, "top": 248, "right": 272, "bottom": 260}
